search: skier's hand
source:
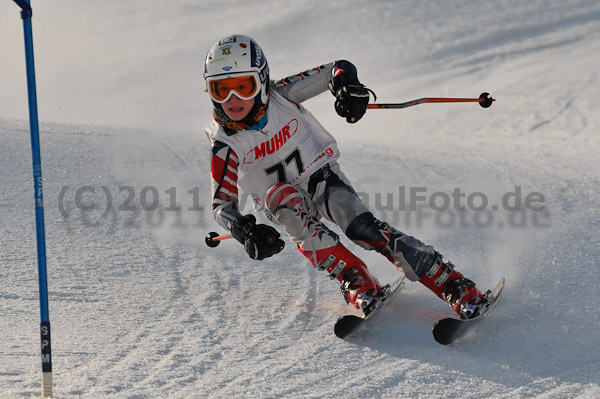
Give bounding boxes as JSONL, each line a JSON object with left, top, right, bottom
{"left": 231, "top": 214, "right": 285, "bottom": 260}
{"left": 333, "top": 84, "right": 370, "bottom": 123}
{"left": 329, "top": 60, "right": 375, "bottom": 124}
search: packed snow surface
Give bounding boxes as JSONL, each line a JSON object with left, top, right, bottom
{"left": 1, "top": 1, "right": 599, "bottom": 397}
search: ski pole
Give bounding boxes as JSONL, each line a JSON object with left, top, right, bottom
{"left": 368, "top": 92, "right": 494, "bottom": 110}
{"left": 205, "top": 232, "right": 232, "bottom": 248}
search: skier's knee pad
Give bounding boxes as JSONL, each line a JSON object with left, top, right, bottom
{"left": 346, "top": 212, "right": 388, "bottom": 245}
{"left": 265, "top": 183, "right": 303, "bottom": 215}
{"left": 346, "top": 212, "right": 437, "bottom": 281}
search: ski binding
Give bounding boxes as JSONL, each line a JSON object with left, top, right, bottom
{"left": 432, "top": 278, "right": 505, "bottom": 345}
{"left": 334, "top": 275, "right": 405, "bottom": 339}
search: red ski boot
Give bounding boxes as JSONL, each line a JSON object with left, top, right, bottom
{"left": 318, "top": 242, "right": 382, "bottom": 314}
{"left": 419, "top": 253, "right": 485, "bottom": 319}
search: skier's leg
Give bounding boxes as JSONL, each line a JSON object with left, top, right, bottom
{"left": 265, "top": 182, "right": 381, "bottom": 312}
{"left": 344, "top": 211, "right": 436, "bottom": 280}
{"left": 265, "top": 181, "right": 337, "bottom": 266}
{"left": 345, "top": 212, "right": 485, "bottom": 318}
{"left": 307, "top": 162, "right": 484, "bottom": 319}
{"left": 306, "top": 163, "right": 436, "bottom": 280}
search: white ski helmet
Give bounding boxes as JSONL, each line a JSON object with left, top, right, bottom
{"left": 204, "top": 34, "right": 270, "bottom": 108}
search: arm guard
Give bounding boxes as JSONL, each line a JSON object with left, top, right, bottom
{"left": 210, "top": 140, "right": 243, "bottom": 230}
{"left": 273, "top": 62, "right": 335, "bottom": 103}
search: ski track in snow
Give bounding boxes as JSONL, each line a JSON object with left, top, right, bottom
{"left": 2, "top": 1, "right": 600, "bottom": 398}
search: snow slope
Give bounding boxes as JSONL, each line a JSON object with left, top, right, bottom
{"left": 2, "top": 1, "right": 600, "bottom": 397}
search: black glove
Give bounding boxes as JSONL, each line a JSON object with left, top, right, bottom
{"left": 231, "top": 214, "right": 285, "bottom": 260}
{"left": 328, "top": 60, "right": 376, "bottom": 124}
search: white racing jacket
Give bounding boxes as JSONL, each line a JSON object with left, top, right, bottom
{"left": 205, "top": 62, "right": 341, "bottom": 230}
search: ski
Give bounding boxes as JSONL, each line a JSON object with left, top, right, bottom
{"left": 432, "top": 278, "right": 505, "bottom": 345}
{"left": 334, "top": 275, "right": 405, "bottom": 339}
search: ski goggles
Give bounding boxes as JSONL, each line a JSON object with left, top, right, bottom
{"left": 207, "top": 73, "right": 260, "bottom": 104}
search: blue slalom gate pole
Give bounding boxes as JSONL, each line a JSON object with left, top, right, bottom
{"left": 12, "top": 0, "right": 53, "bottom": 396}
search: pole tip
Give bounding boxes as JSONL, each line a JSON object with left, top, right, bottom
{"left": 205, "top": 232, "right": 221, "bottom": 248}
{"left": 479, "top": 92, "right": 494, "bottom": 108}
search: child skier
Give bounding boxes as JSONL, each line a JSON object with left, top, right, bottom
{"left": 204, "top": 34, "right": 486, "bottom": 319}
